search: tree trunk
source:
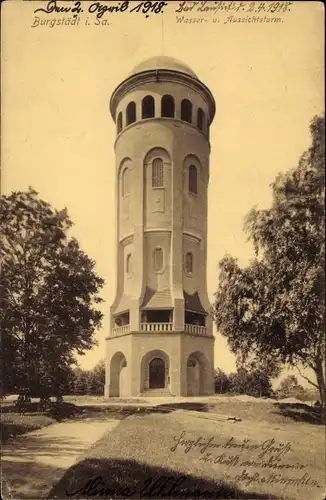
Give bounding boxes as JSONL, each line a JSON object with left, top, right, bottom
{"left": 314, "top": 358, "right": 325, "bottom": 407}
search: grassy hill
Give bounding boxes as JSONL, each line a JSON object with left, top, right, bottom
{"left": 48, "top": 400, "right": 325, "bottom": 500}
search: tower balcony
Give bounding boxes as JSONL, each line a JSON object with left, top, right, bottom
{"left": 111, "top": 305, "right": 210, "bottom": 337}
{"left": 184, "top": 324, "right": 208, "bottom": 336}
{"left": 111, "top": 324, "right": 130, "bottom": 337}
{"left": 111, "top": 322, "right": 208, "bottom": 336}
{"left": 140, "top": 322, "right": 173, "bottom": 332}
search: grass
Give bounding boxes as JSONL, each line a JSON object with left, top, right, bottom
{"left": 2, "top": 396, "right": 324, "bottom": 499}
{"left": 1, "top": 401, "right": 86, "bottom": 442}
{"left": 0, "top": 412, "right": 56, "bottom": 442}
{"left": 0, "top": 401, "right": 140, "bottom": 444}
{"left": 64, "top": 395, "right": 148, "bottom": 404}
{"left": 48, "top": 401, "right": 325, "bottom": 500}
{"left": 156, "top": 400, "right": 325, "bottom": 426}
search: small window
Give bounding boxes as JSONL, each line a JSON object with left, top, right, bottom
{"left": 152, "top": 158, "right": 164, "bottom": 187}
{"left": 117, "top": 112, "right": 123, "bottom": 134}
{"left": 122, "top": 168, "right": 129, "bottom": 197}
{"left": 142, "top": 95, "right": 155, "bottom": 119}
{"left": 126, "top": 101, "right": 136, "bottom": 126}
{"left": 197, "top": 108, "right": 204, "bottom": 131}
{"left": 189, "top": 165, "right": 197, "bottom": 194}
{"left": 153, "top": 248, "right": 163, "bottom": 272}
{"left": 161, "top": 95, "right": 175, "bottom": 118}
{"left": 185, "top": 252, "right": 193, "bottom": 275}
{"left": 181, "top": 99, "right": 192, "bottom": 123}
{"left": 126, "top": 253, "right": 132, "bottom": 274}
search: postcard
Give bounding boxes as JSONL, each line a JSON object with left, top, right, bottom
{"left": 1, "top": 1, "right": 324, "bottom": 499}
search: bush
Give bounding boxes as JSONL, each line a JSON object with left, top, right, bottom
{"left": 228, "top": 368, "right": 273, "bottom": 397}
{"left": 214, "top": 369, "right": 230, "bottom": 393}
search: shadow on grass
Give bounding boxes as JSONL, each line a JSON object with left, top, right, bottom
{"left": 0, "top": 402, "right": 40, "bottom": 413}
{"left": 272, "top": 402, "right": 325, "bottom": 426}
{"left": 1, "top": 404, "right": 145, "bottom": 443}
{"left": 48, "top": 457, "right": 276, "bottom": 499}
{"left": 154, "top": 402, "right": 210, "bottom": 413}
{"left": 2, "top": 458, "right": 67, "bottom": 499}
{"left": 3, "top": 434, "right": 96, "bottom": 461}
{"left": 1, "top": 403, "right": 83, "bottom": 443}
{"left": 1, "top": 402, "right": 81, "bottom": 417}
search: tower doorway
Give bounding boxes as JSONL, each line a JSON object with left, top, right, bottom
{"left": 109, "top": 352, "right": 128, "bottom": 397}
{"left": 186, "top": 351, "right": 210, "bottom": 396}
{"left": 149, "top": 358, "right": 165, "bottom": 388}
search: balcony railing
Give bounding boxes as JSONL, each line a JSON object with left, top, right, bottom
{"left": 184, "top": 324, "right": 208, "bottom": 336}
{"left": 112, "top": 325, "right": 130, "bottom": 336}
{"left": 112, "top": 323, "right": 208, "bottom": 336}
{"left": 140, "top": 322, "right": 173, "bottom": 332}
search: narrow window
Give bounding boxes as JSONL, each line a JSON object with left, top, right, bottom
{"left": 126, "top": 253, "right": 132, "bottom": 274}
{"left": 189, "top": 165, "right": 198, "bottom": 194}
{"left": 181, "top": 99, "right": 192, "bottom": 123}
{"left": 117, "top": 112, "right": 123, "bottom": 133}
{"left": 122, "top": 168, "right": 129, "bottom": 197}
{"left": 154, "top": 248, "right": 163, "bottom": 272}
{"left": 142, "top": 95, "right": 155, "bottom": 119}
{"left": 152, "top": 158, "right": 164, "bottom": 187}
{"left": 126, "top": 101, "right": 136, "bottom": 126}
{"left": 161, "top": 95, "right": 175, "bottom": 118}
{"left": 197, "top": 108, "right": 204, "bottom": 131}
{"left": 185, "top": 252, "right": 193, "bottom": 275}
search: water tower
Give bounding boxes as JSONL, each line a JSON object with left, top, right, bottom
{"left": 105, "top": 56, "right": 216, "bottom": 397}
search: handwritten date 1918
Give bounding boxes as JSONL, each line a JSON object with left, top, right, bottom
{"left": 130, "top": 2, "right": 168, "bottom": 14}
{"left": 34, "top": 1, "right": 168, "bottom": 18}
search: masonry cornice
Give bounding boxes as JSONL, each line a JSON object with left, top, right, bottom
{"left": 110, "top": 69, "right": 216, "bottom": 125}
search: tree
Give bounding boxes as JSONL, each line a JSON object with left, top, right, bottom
{"left": 228, "top": 369, "right": 248, "bottom": 395}
{"left": 214, "top": 368, "right": 230, "bottom": 394}
{"left": 275, "top": 375, "right": 305, "bottom": 401}
{"left": 214, "top": 115, "right": 325, "bottom": 405}
{"left": 227, "top": 368, "right": 273, "bottom": 397}
{"left": 73, "top": 368, "right": 88, "bottom": 395}
{"left": 91, "top": 359, "right": 105, "bottom": 395}
{"left": 0, "top": 188, "right": 104, "bottom": 397}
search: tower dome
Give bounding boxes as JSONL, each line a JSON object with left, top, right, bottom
{"left": 129, "top": 56, "right": 198, "bottom": 79}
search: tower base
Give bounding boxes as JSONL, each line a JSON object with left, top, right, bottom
{"left": 104, "top": 331, "right": 215, "bottom": 398}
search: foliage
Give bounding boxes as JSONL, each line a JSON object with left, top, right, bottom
{"left": 214, "top": 115, "right": 325, "bottom": 404}
{"left": 0, "top": 188, "right": 104, "bottom": 397}
{"left": 73, "top": 368, "right": 89, "bottom": 395}
{"left": 275, "top": 375, "right": 306, "bottom": 401}
{"left": 228, "top": 369, "right": 274, "bottom": 397}
{"left": 72, "top": 360, "right": 105, "bottom": 396}
{"left": 214, "top": 368, "right": 230, "bottom": 394}
{"left": 214, "top": 367, "right": 274, "bottom": 397}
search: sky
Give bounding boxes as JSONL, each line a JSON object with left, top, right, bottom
{"left": 1, "top": 1, "right": 324, "bottom": 388}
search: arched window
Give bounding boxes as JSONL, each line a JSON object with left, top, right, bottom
{"left": 185, "top": 252, "right": 193, "bottom": 275}
{"left": 142, "top": 95, "right": 155, "bottom": 119}
{"left": 188, "top": 165, "right": 198, "bottom": 194}
{"left": 152, "top": 158, "right": 164, "bottom": 187}
{"left": 153, "top": 248, "right": 164, "bottom": 272}
{"left": 122, "top": 168, "right": 129, "bottom": 197}
{"left": 126, "top": 253, "right": 132, "bottom": 274}
{"left": 197, "top": 108, "right": 204, "bottom": 131}
{"left": 161, "top": 95, "right": 175, "bottom": 118}
{"left": 126, "top": 101, "right": 136, "bottom": 126}
{"left": 117, "top": 112, "right": 123, "bottom": 133}
{"left": 181, "top": 99, "right": 192, "bottom": 123}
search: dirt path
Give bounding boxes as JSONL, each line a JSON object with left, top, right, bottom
{"left": 1, "top": 418, "right": 120, "bottom": 499}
